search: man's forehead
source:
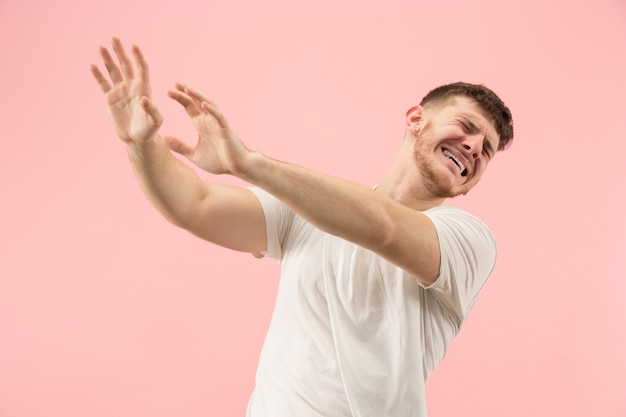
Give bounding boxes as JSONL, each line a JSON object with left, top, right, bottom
{"left": 427, "top": 96, "right": 497, "bottom": 129}
{"left": 431, "top": 97, "right": 479, "bottom": 119}
{"left": 452, "top": 97, "right": 496, "bottom": 126}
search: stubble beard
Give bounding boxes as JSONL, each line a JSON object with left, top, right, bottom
{"left": 413, "top": 126, "right": 467, "bottom": 199}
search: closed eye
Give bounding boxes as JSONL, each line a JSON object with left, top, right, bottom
{"left": 483, "top": 141, "right": 494, "bottom": 159}
{"left": 459, "top": 120, "right": 492, "bottom": 159}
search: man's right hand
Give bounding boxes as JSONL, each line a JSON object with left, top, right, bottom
{"left": 91, "top": 37, "right": 163, "bottom": 144}
{"left": 89, "top": 38, "right": 267, "bottom": 256}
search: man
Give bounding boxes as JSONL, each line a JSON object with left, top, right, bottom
{"left": 91, "top": 38, "right": 513, "bottom": 416}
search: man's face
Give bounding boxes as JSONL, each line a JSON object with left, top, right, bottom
{"left": 413, "top": 96, "right": 500, "bottom": 198}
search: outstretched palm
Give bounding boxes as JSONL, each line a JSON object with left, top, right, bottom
{"left": 91, "top": 38, "right": 162, "bottom": 143}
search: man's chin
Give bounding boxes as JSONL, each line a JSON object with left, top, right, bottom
{"left": 423, "top": 181, "right": 462, "bottom": 199}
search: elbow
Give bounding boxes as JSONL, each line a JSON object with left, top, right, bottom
{"left": 156, "top": 188, "right": 209, "bottom": 232}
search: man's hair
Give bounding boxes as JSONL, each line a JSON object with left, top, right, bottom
{"left": 420, "top": 82, "right": 514, "bottom": 151}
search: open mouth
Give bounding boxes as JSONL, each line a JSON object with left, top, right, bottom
{"left": 443, "top": 149, "right": 468, "bottom": 177}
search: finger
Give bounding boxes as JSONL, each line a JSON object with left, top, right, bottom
{"left": 90, "top": 64, "right": 112, "bottom": 93}
{"left": 132, "top": 44, "right": 150, "bottom": 84}
{"left": 174, "top": 83, "right": 205, "bottom": 105}
{"left": 99, "top": 46, "right": 124, "bottom": 84}
{"left": 111, "top": 37, "right": 134, "bottom": 79}
{"left": 201, "top": 101, "right": 229, "bottom": 129}
{"left": 181, "top": 84, "right": 218, "bottom": 107}
{"left": 167, "top": 89, "right": 203, "bottom": 118}
{"left": 141, "top": 97, "right": 164, "bottom": 128}
{"left": 163, "top": 135, "right": 194, "bottom": 157}
{"left": 174, "top": 82, "right": 187, "bottom": 93}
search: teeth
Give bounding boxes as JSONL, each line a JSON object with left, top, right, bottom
{"left": 443, "top": 149, "right": 466, "bottom": 175}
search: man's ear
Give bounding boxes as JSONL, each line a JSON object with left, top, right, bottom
{"left": 405, "top": 105, "right": 425, "bottom": 132}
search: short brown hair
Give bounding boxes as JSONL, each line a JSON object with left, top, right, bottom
{"left": 420, "top": 82, "right": 514, "bottom": 151}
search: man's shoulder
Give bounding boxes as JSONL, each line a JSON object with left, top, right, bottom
{"left": 423, "top": 205, "right": 495, "bottom": 242}
{"left": 424, "top": 205, "right": 483, "bottom": 221}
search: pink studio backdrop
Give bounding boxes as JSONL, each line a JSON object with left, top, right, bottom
{"left": 1, "top": 0, "right": 624, "bottom": 416}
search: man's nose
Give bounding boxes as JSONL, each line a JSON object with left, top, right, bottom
{"left": 462, "top": 134, "right": 483, "bottom": 159}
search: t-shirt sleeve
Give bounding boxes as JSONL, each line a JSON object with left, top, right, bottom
{"left": 248, "top": 187, "right": 294, "bottom": 261}
{"left": 422, "top": 206, "right": 497, "bottom": 323}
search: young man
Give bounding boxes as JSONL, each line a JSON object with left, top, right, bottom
{"left": 91, "top": 38, "right": 513, "bottom": 416}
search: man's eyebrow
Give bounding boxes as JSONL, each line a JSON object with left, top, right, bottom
{"left": 458, "top": 114, "right": 482, "bottom": 134}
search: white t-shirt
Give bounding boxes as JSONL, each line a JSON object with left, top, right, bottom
{"left": 246, "top": 188, "right": 497, "bottom": 417}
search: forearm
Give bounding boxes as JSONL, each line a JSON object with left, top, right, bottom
{"left": 127, "top": 135, "right": 208, "bottom": 228}
{"left": 242, "top": 153, "right": 396, "bottom": 251}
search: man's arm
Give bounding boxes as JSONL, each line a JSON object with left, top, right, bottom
{"left": 243, "top": 156, "right": 441, "bottom": 284}
{"left": 126, "top": 138, "right": 266, "bottom": 254}
{"left": 91, "top": 38, "right": 266, "bottom": 255}
{"left": 168, "top": 86, "right": 441, "bottom": 285}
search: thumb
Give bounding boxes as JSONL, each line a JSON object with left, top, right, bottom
{"left": 141, "top": 96, "right": 164, "bottom": 128}
{"left": 163, "top": 135, "right": 194, "bottom": 157}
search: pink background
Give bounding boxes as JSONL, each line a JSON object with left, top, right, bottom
{"left": 1, "top": 0, "right": 625, "bottom": 416}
